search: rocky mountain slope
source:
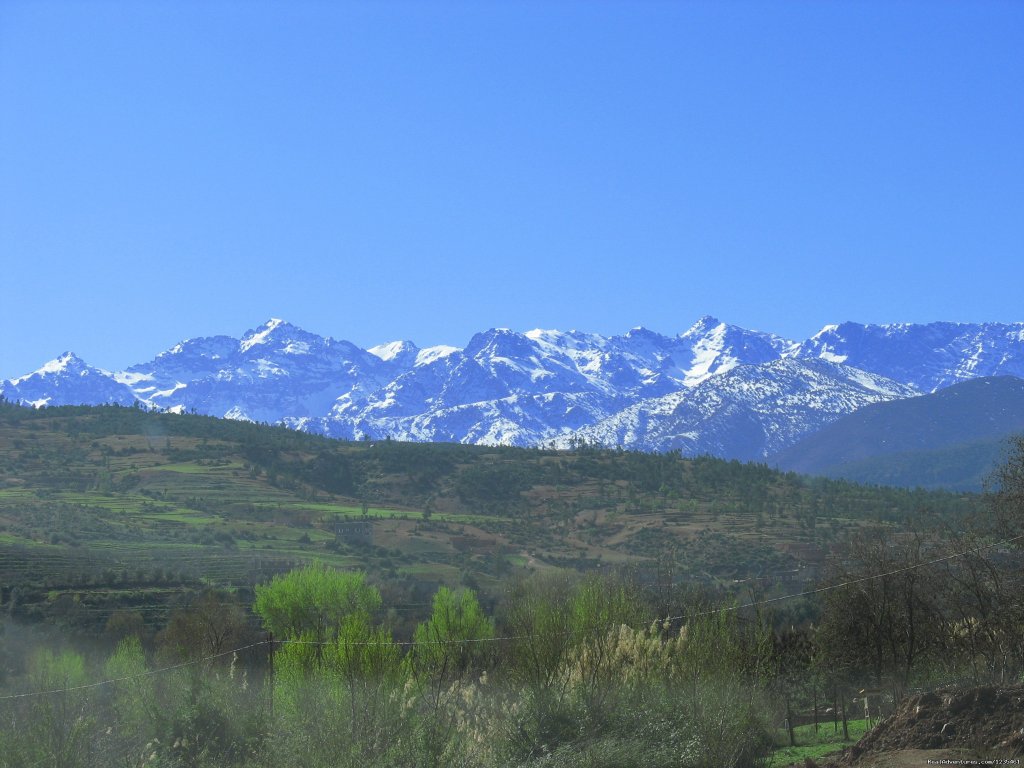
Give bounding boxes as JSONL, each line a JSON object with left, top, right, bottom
{"left": 3, "top": 317, "right": 1023, "bottom": 460}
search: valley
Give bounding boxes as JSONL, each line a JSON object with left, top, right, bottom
{"left": 0, "top": 394, "right": 1020, "bottom": 768}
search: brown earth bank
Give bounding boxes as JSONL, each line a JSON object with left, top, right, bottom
{"left": 820, "top": 684, "right": 1024, "bottom": 767}
{"left": 827, "top": 748, "right": 1020, "bottom": 768}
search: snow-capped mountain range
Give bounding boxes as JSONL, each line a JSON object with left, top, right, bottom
{"left": 3, "top": 317, "right": 1023, "bottom": 460}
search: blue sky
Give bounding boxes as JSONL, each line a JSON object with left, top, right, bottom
{"left": 1, "top": 1, "right": 1022, "bottom": 378}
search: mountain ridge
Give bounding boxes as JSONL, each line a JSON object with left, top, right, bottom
{"left": 4, "top": 318, "right": 1024, "bottom": 461}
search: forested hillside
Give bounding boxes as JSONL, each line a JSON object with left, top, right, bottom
{"left": 771, "top": 376, "right": 1024, "bottom": 490}
{"left": 0, "top": 400, "right": 977, "bottom": 634}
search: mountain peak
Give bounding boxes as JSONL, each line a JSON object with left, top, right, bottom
{"left": 256, "top": 317, "right": 292, "bottom": 333}
{"left": 681, "top": 315, "right": 723, "bottom": 338}
{"left": 465, "top": 327, "right": 526, "bottom": 354}
{"left": 6, "top": 318, "right": 1024, "bottom": 465}
{"left": 239, "top": 318, "right": 302, "bottom": 353}
{"left": 48, "top": 351, "right": 85, "bottom": 369}
{"left": 368, "top": 340, "right": 419, "bottom": 362}
{"left": 9, "top": 352, "right": 88, "bottom": 384}
{"left": 3, "top": 351, "right": 137, "bottom": 409}
{"left": 525, "top": 328, "right": 562, "bottom": 342}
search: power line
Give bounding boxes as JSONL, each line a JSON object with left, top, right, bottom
{"left": 0, "top": 634, "right": 525, "bottom": 703}
{"left": 0, "top": 641, "right": 271, "bottom": 701}
{"left": 665, "top": 531, "right": 1024, "bottom": 623}
{"left": 2, "top": 531, "right": 1021, "bottom": 701}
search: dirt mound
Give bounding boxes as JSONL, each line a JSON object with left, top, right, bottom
{"left": 832, "top": 684, "right": 1024, "bottom": 764}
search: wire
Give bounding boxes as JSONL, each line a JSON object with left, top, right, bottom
{"left": 666, "top": 531, "right": 1024, "bottom": 623}
{"left": 0, "top": 640, "right": 271, "bottom": 701}
{"left": 0, "top": 633, "right": 527, "bottom": 703}
{"left": 2, "top": 531, "right": 1021, "bottom": 701}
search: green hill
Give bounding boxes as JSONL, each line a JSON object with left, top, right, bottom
{"left": 770, "top": 376, "right": 1024, "bottom": 490}
{"left": 0, "top": 400, "right": 978, "bottom": 636}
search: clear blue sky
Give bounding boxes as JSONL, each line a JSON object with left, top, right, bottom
{"left": 1, "top": 1, "right": 1022, "bottom": 378}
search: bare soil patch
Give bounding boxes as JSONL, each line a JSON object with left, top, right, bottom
{"left": 824, "top": 684, "right": 1024, "bottom": 766}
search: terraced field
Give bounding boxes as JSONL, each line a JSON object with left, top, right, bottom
{"left": 0, "top": 401, "right": 978, "bottom": 637}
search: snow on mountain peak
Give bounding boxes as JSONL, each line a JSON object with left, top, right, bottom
{"left": 465, "top": 328, "right": 522, "bottom": 356}
{"left": 10, "top": 352, "right": 86, "bottom": 383}
{"left": 40, "top": 352, "right": 82, "bottom": 373}
{"left": 681, "top": 315, "right": 723, "bottom": 338}
{"left": 3, "top": 351, "right": 138, "bottom": 408}
{"left": 525, "top": 328, "right": 562, "bottom": 343}
{"left": 239, "top": 318, "right": 293, "bottom": 353}
{"left": 685, "top": 326, "right": 737, "bottom": 384}
{"left": 624, "top": 326, "right": 661, "bottom": 340}
{"left": 526, "top": 328, "right": 609, "bottom": 354}
{"left": 7, "top": 317, "right": 1024, "bottom": 462}
{"left": 368, "top": 340, "right": 418, "bottom": 362}
{"left": 415, "top": 345, "right": 460, "bottom": 366}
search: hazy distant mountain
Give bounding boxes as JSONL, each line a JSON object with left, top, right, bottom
{"left": 3, "top": 318, "right": 1023, "bottom": 465}
{"left": 769, "top": 376, "right": 1024, "bottom": 490}
{"left": 0, "top": 352, "right": 137, "bottom": 408}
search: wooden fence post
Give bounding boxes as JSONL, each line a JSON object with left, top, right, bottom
{"left": 785, "top": 692, "right": 796, "bottom": 747}
{"left": 840, "top": 687, "right": 849, "bottom": 741}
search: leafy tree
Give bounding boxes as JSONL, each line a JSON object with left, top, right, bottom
{"left": 103, "top": 636, "right": 154, "bottom": 761}
{"left": 254, "top": 565, "right": 380, "bottom": 644}
{"left": 22, "top": 649, "right": 94, "bottom": 768}
{"left": 260, "top": 568, "right": 404, "bottom": 768}
{"left": 498, "top": 573, "right": 651, "bottom": 759}
{"left": 411, "top": 586, "right": 494, "bottom": 682}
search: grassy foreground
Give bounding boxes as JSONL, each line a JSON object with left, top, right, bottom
{"left": 772, "top": 718, "right": 871, "bottom": 764}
